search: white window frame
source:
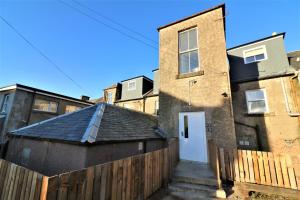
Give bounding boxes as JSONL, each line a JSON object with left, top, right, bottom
{"left": 245, "top": 89, "right": 269, "bottom": 114}
{"left": 178, "top": 27, "right": 200, "bottom": 74}
{"left": 128, "top": 80, "right": 136, "bottom": 91}
{"left": 243, "top": 45, "right": 268, "bottom": 64}
{"left": 1, "top": 94, "right": 10, "bottom": 114}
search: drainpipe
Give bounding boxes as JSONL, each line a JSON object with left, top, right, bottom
{"left": 280, "top": 76, "right": 300, "bottom": 117}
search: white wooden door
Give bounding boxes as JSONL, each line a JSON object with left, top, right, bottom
{"left": 179, "top": 112, "right": 207, "bottom": 162}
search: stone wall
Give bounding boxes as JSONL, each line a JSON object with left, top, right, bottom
{"left": 232, "top": 76, "right": 300, "bottom": 153}
{"left": 158, "top": 6, "right": 236, "bottom": 148}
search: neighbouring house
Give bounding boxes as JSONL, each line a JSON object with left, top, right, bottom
{"left": 5, "top": 103, "right": 166, "bottom": 176}
{"left": 0, "top": 84, "right": 94, "bottom": 146}
{"left": 158, "top": 4, "right": 236, "bottom": 163}
{"left": 103, "top": 72, "right": 160, "bottom": 115}
{"left": 287, "top": 50, "right": 300, "bottom": 71}
{"left": 228, "top": 33, "right": 300, "bottom": 168}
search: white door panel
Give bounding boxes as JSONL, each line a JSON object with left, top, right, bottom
{"left": 179, "top": 112, "right": 207, "bottom": 162}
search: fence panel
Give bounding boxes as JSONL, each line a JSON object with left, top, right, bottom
{"left": 0, "top": 160, "right": 45, "bottom": 200}
{"left": 219, "top": 149, "right": 300, "bottom": 190}
{"left": 0, "top": 139, "right": 179, "bottom": 200}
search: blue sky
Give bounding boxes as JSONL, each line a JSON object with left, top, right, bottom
{"left": 0, "top": 0, "right": 299, "bottom": 99}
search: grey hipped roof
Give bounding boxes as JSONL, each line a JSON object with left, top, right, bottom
{"left": 9, "top": 103, "right": 164, "bottom": 143}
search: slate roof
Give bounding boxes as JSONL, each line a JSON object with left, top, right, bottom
{"left": 9, "top": 103, "right": 164, "bottom": 143}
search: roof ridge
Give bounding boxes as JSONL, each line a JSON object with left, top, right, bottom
{"left": 10, "top": 104, "right": 97, "bottom": 134}
{"left": 81, "top": 103, "right": 106, "bottom": 143}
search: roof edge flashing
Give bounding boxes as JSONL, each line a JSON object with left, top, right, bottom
{"left": 81, "top": 103, "right": 106, "bottom": 143}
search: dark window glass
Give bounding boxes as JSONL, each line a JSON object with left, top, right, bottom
{"left": 184, "top": 115, "right": 189, "bottom": 138}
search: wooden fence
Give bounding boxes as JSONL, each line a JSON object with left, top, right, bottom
{"left": 217, "top": 147, "right": 300, "bottom": 190}
{"left": 0, "top": 139, "right": 179, "bottom": 200}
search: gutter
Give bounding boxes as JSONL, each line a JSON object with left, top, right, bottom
{"left": 280, "top": 73, "right": 300, "bottom": 117}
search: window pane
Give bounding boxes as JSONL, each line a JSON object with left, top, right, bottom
{"left": 179, "top": 32, "right": 188, "bottom": 52}
{"left": 245, "top": 56, "right": 255, "bottom": 63}
{"left": 249, "top": 101, "right": 266, "bottom": 113}
{"left": 189, "top": 29, "right": 197, "bottom": 49}
{"left": 255, "top": 54, "right": 265, "bottom": 61}
{"left": 179, "top": 52, "right": 189, "bottom": 73}
{"left": 190, "top": 50, "right": 199, "bottom": 72}
{"left": 33, "top": 99, "right": 57, "bottom": 113}
{"left": 184, "top": 115, "right": 189, "bottom": 138}
{"left": 49, "top": 102, "right": 58, "bottom": 113}
{"left": 1, "top": 95, "right": 9, "bottom": 113}
{"left": 65, "top": 105, "right": 81, "bottom": 113}
{"left": 247, "top": 90, "right": 265, "bottom": 101}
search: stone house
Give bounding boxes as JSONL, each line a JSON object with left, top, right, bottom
{"left": 228, "top": 33, "right": 300, "bottom": 161}
{"left": 287, "top": 50, "right": 300, "bottom": 71}
{"left": 158, "top": 4, "right": 236, "bottom": 163}
{"left": 0, "top": 84, "right": 93, "bottom": 146}
{"left": 103, "top": 71, "right": 160, "bottom": 115}
{"left": 5, "top": 103, "right": 165, "bottom": 176}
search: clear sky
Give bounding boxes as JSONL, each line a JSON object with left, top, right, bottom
{"left": 0, "top": 0, "right": 299, "bottom": 99}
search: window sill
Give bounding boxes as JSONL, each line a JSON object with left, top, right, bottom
{"left": 244, "top": 112, "right": 275, "bottom": 117}
{"left": 176, "top": 70, "right": 204, "bottom": 79}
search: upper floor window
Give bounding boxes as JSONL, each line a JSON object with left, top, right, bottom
{"left": 243, "top": 45, "right": 267, "bottom": 64}
{"left": 128, "top": 80, "right": 136, "bottom": 91}
{"left": 33, "top": 99, "right": 58, "bottom": 113}
{"left": 245, "top": 89, "right": 268, "bottom": 114}
{"left": 107, "top": 92, "right": 113, "bottom": 104}
{"left": 65, "top": 105, "right": 81, "bottom": 113}
{"left": 179, "top": 27, "right": 199, "bottom": 74}
{"left": 1, "top": 94, "right": 10, "bottom": 114}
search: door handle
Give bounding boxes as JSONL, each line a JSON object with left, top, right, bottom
{"left": 181, "top": 131, "right": 184, "bottom": 136}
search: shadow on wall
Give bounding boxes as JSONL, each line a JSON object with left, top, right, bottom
{"left": 158, "top": 89, "right": 237, "bottom": 149}
{"left": 228, "top": 55, "right": 268, "bottom": 151}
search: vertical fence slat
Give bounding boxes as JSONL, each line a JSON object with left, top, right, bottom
{"left": 286, "top": 155, "right": 297, "bottom": 190}
{"left": 257, "top": 151, "right": 265, "bottom": 185}
{"left": 268, "top": 152, "right": 277, "bottom": 187}
{"left": 274, "top": 154, "right": 284, "bottom": 187}
{"left": 262, "top": 152, "right": 271, "bottom": 185}
{"left": 280, "top": 155, "right": 291, "bottom": 189}
{"left": 251, "top": 151, "right": 260, "bottom": 184}
{"left": 238, "top": 150, "right": 245, "bottom": 182}
{"left": 93, "top": 164, "right": 102, "bottom": 200}
{"left": 233, "top": 149, "right": 240, "bottom": 182}
{"left": 246, "top": 150, "right": 255, "bottom": 183}
{"left": 99, "top": 164, "right": 107, "bottom": 200}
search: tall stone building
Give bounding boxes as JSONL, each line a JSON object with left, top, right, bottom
{"left": 158, "top": 4, "right": 236, "bottom": 162}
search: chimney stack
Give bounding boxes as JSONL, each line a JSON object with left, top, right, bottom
{"left": 80, "top": 95, "right": 90, "bottom": 101}
{"left": 272, "top": 32, "right": 277, "bottom": 36}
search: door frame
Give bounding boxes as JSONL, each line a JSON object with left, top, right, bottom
{"left": 178, "top": 111, "right": 208, "bottom": 163}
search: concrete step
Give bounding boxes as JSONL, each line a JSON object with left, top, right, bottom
{"left": 168, "top": 190, "right": 221, "bottom": 200}
{"left": 169, "top": 182, "right": 218, "bottom": 195}
{"left": 172, "top": 175, "right": 219, "bottom": 187}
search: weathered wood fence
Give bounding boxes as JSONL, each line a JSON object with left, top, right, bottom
{"left": 214, "top": 144, "right": 300, "bottom": 190}
{"left": 0, "top": 139, "right": 179, "bottom": 200}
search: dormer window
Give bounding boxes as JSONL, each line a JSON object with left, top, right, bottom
{"left": 179, "top": 27, "right": 199, "bottom": 74}
{"left": 128, "top": 80, "right": 136, "bottom": 91}
{"left": 243, "top": 45, "right": 267, "bottom": 64}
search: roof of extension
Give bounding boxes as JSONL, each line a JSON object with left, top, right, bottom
{"left": 9, "top": 103, "right": 164, "bottom": 144}
{"left": 0, "top": 83, "right": 94, "bottom": 106}
{"left": 157, "top": 4, "right": 225, "bottom": 31}
{"left": 121, "top": 75, "right": 153, "bottom": 83}
{"left": 227, "top": 32, "right": 286, "bottom": 51}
